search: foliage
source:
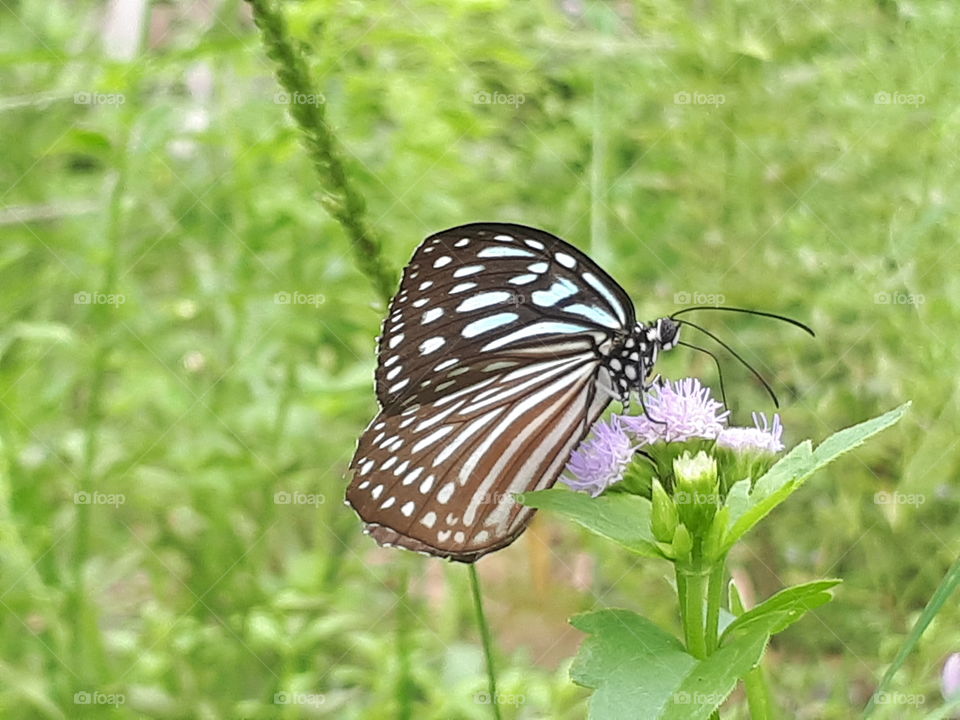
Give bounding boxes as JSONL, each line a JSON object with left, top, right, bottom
{"left": 1, "top": 0, "right": 959, "bottom": 718}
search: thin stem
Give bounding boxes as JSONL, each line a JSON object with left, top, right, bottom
{"left": 395, "top": 565, "right": 413, "bottom": 720}
{"left": 469, "top": 564, "right": 502, "bottom": 720}
{"left": 677, "top": 565, "right": 709, "bottom": 660}
{"left": 744, "top": 664, "right": 777, "bottom": 720}
{"left": 705, "top": 559, "right": 726, "bottom": 653}
{"left": 246, "top": 0, "right": 397, "bottom": 305}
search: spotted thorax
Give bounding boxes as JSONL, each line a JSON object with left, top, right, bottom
{"left": 604, "top": 317, "right": 681, "bottom": 407}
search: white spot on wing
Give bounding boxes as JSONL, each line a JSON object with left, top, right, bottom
{"left": 450, "top": 282, "right": 478, "bottom": 294}
{"left": 477, "top": 246, "right": 535, "bottom": 259}
{"left": 507, "top": 274, "right": 537, "bottom": 285}
{"left": 437, "top": 482, "right": 456, "bottom": 504}
{"left": 462, "top": 312, "right": 519, "bottom": 338}
{"left": 433, "top": 256, "right": 452, "bottom": 268}
{"left": 456, "top": 291, "right": 512, "bottom": 313}
{"left": 419, "top": 337, "right": 446, "bottom": 354}
{"left": 422, "top": 307, "right": 444, "bottom": 323}
{"left": 555, "top": 252, "right": 577, "bottom": 268}
{"left": 401, "top": 501, "right": 416, "bottom": 517}
{"left": 453, "top": 265, "right": 484, "bottom": 277}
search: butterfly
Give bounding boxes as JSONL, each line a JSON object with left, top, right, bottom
{"left": 344, "top": 222, "right": 683, "bottom": 562}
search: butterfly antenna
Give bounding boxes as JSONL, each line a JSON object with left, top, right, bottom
{"left": 671, "top": 306, "right": 815, "bottom": 337}
{"left": 678, "top": 340, "right": 729, "bottom": 411}
{"left": 675, "top": 319, "right": 780, "bottom": 408}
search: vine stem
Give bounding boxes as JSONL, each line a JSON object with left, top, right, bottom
{"left": 469, "top": 564, "right": 502, "bottom": 720}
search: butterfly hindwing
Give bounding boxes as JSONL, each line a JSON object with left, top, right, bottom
{"left": 348, "top": 346, "right": 613, "bottom": 560}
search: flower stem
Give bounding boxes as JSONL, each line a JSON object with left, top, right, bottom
{"left": 469, "top": 564, "right": 502, "bottom": 720}
{"left": 705, "top": 558, "right": 726, "bottom": 653}
{"left": 677, "top": 564, "right": 709, "bottom": 660}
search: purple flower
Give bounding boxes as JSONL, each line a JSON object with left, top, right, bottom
{"left": 622, "top": 378, "right": 729, "bottom": 444}
{"left": 563, "top": 378, "right": 788, "bottom": 495}
{"left": 943, "top": 653, "right": 960, "bottom": 700}
{"left": 717, "top": 413, "right": 784, "bottom": 453}
{"left": 562, "top": 416, "right": 634, "bottom": 496}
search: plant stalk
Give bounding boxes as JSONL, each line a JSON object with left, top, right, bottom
{"left": 469, "top": 564, "right": 502, "bottom": 720}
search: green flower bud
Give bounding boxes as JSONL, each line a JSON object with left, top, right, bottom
{"left": 671, "top": 523, "right": 693, "bottom": 562}
{"left": 651, "top": 478, "right": 678, "bottom": 543}
{"left": 673, "top": 451, "right": 720, "bottom": 534}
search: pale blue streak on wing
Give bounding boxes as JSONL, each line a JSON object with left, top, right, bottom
{"left": 462, "top": 312, "right": 520, "bottom": 338}
{"left": 581, "top": 272, "right": 628, "bottom": 325}
{"left": 530, "top": 277, "right": 579, "bottom": 307}
{"left": 480, "top": 320, "right": 594, "bottom": 351}
{"left": 561, "top": 302, "right": 620, "bottom": 329}
{"left": 476, "top": 246, "right": 537, "bottom": 259}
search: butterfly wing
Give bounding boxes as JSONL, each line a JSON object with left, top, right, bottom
{"left": 348, "top": 349, "right": 613, "bottom": 561}
{"left": 349, "top": 222, "right": 635, "bottom": 561}
{"left": 373, "top": 223, "right": 635, "bottom": 410}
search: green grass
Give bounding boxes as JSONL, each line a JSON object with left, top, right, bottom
{"left": 1, "top": 0, "right": 959, "bottom": 717}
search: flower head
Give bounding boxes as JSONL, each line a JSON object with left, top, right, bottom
{"left": 562, "top": 416, "right": 634, "bottom": 496}
{"left": 622, "top": 378, "right": 729, "bottom": 444}
{"left": 717, "top": 412, "right": 784, "bottom": 454}
{"left": 942, "top": 653, "right": 960, "bottom": 700}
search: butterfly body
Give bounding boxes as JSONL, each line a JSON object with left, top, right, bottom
{"left": 346, "top": 223, "right": 679, "bottom": 562}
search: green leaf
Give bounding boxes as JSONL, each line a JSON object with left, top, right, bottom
{"left": 520, "top": 488, "right": 664, "bottom": 558}
{"left": 863, "top": 553, "right": 960, "bottom": 717}
{"left": 571, "top": 609, "right": 782, "bottom": 720}
{"left": 570, "top": 609, "right": 696, "bottom": 718}
{"left": 721, "top": 579, "right": 841, "bottom": 642}
{"left": 723, "top": 404, "right": 909, "bottom": 552}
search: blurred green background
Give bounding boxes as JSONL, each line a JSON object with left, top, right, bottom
{"left": 1, "top": 0, "right": 958, "bottom": 717}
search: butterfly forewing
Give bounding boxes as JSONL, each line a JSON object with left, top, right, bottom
{"left": 374, "top": 223, "right": 635, "bottom": 410}
{"left": 349, "top": 222, "right": 636, "bottom": 562}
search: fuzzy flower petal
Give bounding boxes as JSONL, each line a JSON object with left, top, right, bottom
{"left": 562, "top": 416, "right": 634, "bottom": 496}
{"left": 622, "top": 378, "right": 730, "bottom": 444}
{"left": 717, "top": 412, "right": 784, "bottom": 453}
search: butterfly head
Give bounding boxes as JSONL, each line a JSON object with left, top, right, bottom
{"left": 605, "top": 317, "right": 681, "bottom": 404}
